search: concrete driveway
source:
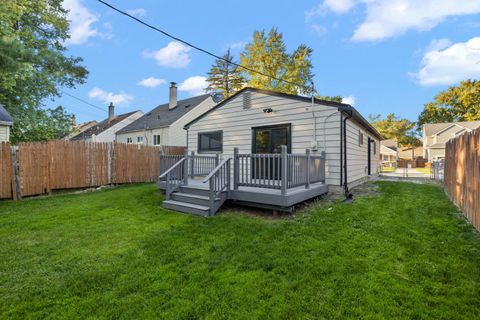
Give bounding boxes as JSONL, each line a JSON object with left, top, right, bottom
{"left": 381, "top": 167, "right": 431, "bottom": 179}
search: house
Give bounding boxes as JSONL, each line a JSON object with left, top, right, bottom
{"left": 116, "top": 82, "right": 216, "bottom": 146}
{"left": 380, "top": 139, "right": 397, "bottom": 167}
{"left": 158, "top": 87, "right": 382, "bottom": 216}
{"left": 398, "top": 146, "right": 424, "bottom": 160}
{"left": 63, "top": 120, "right": 98, "bottom": 140}
{"left": 423, "top": 121, "right": 480, "bottom": 162}
{"left": 71, "top": 103, "right": 143, "bottom": 142}
{"left": 0, "top": 104, "right": 13, "bottom": 142}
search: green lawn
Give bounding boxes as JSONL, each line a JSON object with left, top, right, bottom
{"left": 0, "top": 182, "right": 479, "bottom": 319}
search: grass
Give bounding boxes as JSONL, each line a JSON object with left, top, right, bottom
{"left": 0, "top": 182, "right": 479, "bottom": 319}
{"left": 416, "top": 167, "right": 432, "bottom": 174}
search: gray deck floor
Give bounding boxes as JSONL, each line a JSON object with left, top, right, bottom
{"left": 158, "top": 177, "right": 328, "bottom": 209}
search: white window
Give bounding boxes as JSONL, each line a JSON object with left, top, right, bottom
{"left": 153, "top": 135, "right": 161, "bottom": 146}
{"left": 359, "top": 130, "right": 364, "bottom": 146}
{"left": 137, "top": 136, "right": 143, "bottom": 143}
{"left": 126, "top": 137, "right": 132, "bottom": 144}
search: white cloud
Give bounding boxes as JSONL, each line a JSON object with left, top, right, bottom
{"left": 425, "top": 38, "right": 452, "bottom": 53}
{"left": 342, "top": 95, "right": 356, "bottom": 106}
{"left": 137, "top": 77, "right": 166, "bottom": 88}
{"left": 352, "top": 0, "right": 480, "bottom": 42}
{"left": 178, "top": 76, "right": 208, "bottom": 96}
{"left": 142, "top": 41, "right": 191, "bottom": 68}
{"left": 88, "top": 87, "right": 133, "bottom": 105}
{"left": 306, "top": 0, "right": 356, "bottom": 20}
{"left": 63, "top": 0, "right": 99, "bottom": 45}
{"left": 127, "top": 8, "right": 147, "bottom": 17}
{"left": 311, "top": 24, "right": 328, "bottom": 37}
{"left": 411, "top": 37, "right": 480, "bottom": 86}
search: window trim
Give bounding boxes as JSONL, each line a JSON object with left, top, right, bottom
{"left": 359, "top": 130, "right": 364, "bottom": 146}
{"left": 198, "top": 130, "right": 223, "bottom": 154}
{"left": 137, "top": 136, "right": 144, "bottom": 143}
{"left": 126, "top": 137, "right": 132, "bottom": 144}
{"left": 153, "top": 134, "right": 161, "bottom": 146}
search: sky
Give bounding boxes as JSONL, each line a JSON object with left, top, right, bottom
{"left": 52, "top": 0, "right": 480, "bottom": 123}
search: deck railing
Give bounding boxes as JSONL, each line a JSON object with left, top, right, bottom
{"left": 234, "top": 146, "right": 325, "bottom": 195}
{"left": 159, "top": 146, "right": 326, "bottom": 197}
{"left": 202, "top": 158, "right": 231, "bottom": 215}
{"left": 159, "top": 157, "right": 188, "bottom": 199}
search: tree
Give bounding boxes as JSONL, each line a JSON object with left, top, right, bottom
{"left": 417, "top": 79, "right": 480, "bottom": 127}
{"left": 0, "top": 0, "right": 88, "bottom": 143}
{"left": 369, "top": 113, "right": 420, "bottom": 146}
{"left": 240, "top": 28, "right": 314, "bottom": 95}
{"left": 205, "top": 49, "right": 245, "bottom": 98}
{"left": 316, "top": 95, "right": 343, "bottom": 103}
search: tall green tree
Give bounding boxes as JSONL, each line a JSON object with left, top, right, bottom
{"left": 240, "top": 28, "right": 314, "bottom": 95}
{"left": 316, "top": 95, "right": 343, "bottom": 103}
{"left": 369, "top": 113, "right": 420, "bottom": 146}
{"left": 417, "top": 79, "right": 480, "bottom": 127}
{"left": 205, "top": 49, "right": 245, "bottom": 98}
{"left": 0, "top": 0, "right": 88, "bottom": 143}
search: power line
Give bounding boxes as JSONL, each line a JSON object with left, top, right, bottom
{"left": 95, "top": 0, "right": 312, "bottom": 92}
{"left": 59, "top": 89, "right": 107, "bottom": 113}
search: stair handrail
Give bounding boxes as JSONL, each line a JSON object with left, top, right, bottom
{"left": 159, "top": 157, "right": 187, "bottom": 200}
{"left": 202, "top": 157, "right": 231, "bottom": 216}
{"left": 159, "top": 157, "right": 186, "bottom": 179}
{"left": 202, "top": 158, "right": 230, "bottom": 183}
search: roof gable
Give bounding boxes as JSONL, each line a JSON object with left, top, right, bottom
{"left": 184, "top": 87, "right": 383, "bottom": 140}
{"left": 117, "top": 94, "right": 212, "bottom": 134}
{"left": 0, "top": 104, "right": 13, "bottom": 125}
{"left": 71, "top": 111, "right": 140, "bottom": 140}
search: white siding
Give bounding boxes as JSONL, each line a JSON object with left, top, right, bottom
{"left": 187, "top": 91, "right": 380, "bottom": 187}
{"left": 344, "top": 120, "right": 380, "bottom": 188}
{"left": 167, "top": 98, "right": 216, "bottom": 146}
{"left": 115, "top": 98, "right": 215, "bottom": 147}
{"left": 95, "top": 111, "right": 144, "bottom": 143}
{"left": 0, "top": 125, "right": 10, "bottom": 142}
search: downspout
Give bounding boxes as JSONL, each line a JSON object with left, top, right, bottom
{"left": 343, "top": 110, "right": 353, "bottom": 201}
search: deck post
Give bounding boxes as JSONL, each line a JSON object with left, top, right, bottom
{"left": 159, "top": 149, "right": 165, "bottom": 175}
{"left": 320, "top": 151, "right": 326, "bottom": 183}
{"left": 227, "top": 159, "right": 231, "bottom": 194}
{"left": 233, "top": 148, "right": 239, "bottom": 190}
{"left": 305, "top": 148, "right": 310, "bottom": 189}
{"left": 215, "top": 153, "right": 220, "bottom": 166}
{"left": 190, "top": 151, "right": 195, "bottom": 178}
{"left": 281, "top": 145, "right": 287, "bottom": 195}
{"left": 183, "top": 149, "right": 188, "bottom": 185}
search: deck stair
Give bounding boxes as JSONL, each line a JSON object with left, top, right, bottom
{"left": 163, "top": 186, "right": 227, "bottom": 216}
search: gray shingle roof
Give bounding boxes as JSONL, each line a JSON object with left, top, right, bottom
{"left": 0, "top": 104, "right": 13, "bottom": 125}
{"left": 424, "top": 121, "right": 480, "bottom": 136}
{"left": 71, "top": 111, "right": 139, "bottom": 140}
{"left": 117, "top": 94, "right": 212, "bottom": 134}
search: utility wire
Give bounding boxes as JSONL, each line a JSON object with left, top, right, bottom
{"left": 95, "top": 0, "right": 312, "bottom": 92}
{"left": 59, "top": 89, "right": 107, "bottom": 113}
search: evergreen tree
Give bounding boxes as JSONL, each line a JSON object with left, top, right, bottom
{"left": 205, "top": 49, "right": 245, "bottom": 98}
{"left": 240, "top": 28, "right": 314, "bottom": 95}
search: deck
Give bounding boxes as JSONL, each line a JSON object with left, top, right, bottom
{"left": 158, "top": 147, "right": 328, "bottom": 215}
{"left": 158, "top": 178, "right": 328, "bottom": 211}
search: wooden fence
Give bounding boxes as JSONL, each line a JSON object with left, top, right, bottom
{"left": 0, "top": 141, "right": 184, "bottom": 200}
{"left": 444, "top": 128, "right": 480, "bottom": 231}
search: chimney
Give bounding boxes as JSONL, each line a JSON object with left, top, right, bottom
{"left": 108, "top": 102, "right": 114, "bottom": 121}
{"left": 169, "top": 82, "right": 177, "bottom": 110}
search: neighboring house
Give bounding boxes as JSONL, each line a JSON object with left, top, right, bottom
{"left": 116, "top": 82, "right": 216, "bottom": 146}
{"left": 0, "top": 104, "right": 13, "bottom": 142}
{"left": 398, "top": 146, "right": 424, "bottom": 160}
{"left": 71, "top": 103, "right": 143, "bottom": 142}
{"left": 63, "top": 120, "right": 98, "bottom": 140}
{"left": 380, "top": 139, "right": 397, "bottom": 167}
{"left": 184, "top": 87, "right": 382, "bottom": 189}
{"left": 423, "top": 121, "right": 480, "bottom": 162}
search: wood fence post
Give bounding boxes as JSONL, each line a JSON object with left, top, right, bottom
{"left": 11, "top": 146, "right": 21, "bottom": 200}
{"left": 281, "top": 145, "right": 287, "bottom": 195}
